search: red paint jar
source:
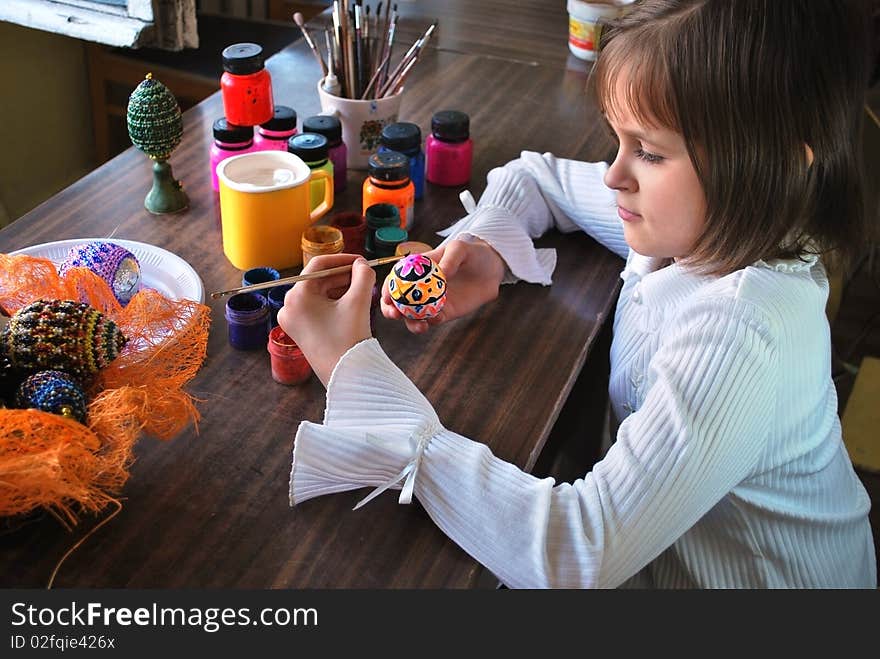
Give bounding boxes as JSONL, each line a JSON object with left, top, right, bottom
{"left": 221, "top": 43, "right": 274, "bottom": 127}
{"left": 329, "top": 211, "right": 367, "bottom": 255}
{"left": 267, "top": 326, "right": 312, "bottom": 385}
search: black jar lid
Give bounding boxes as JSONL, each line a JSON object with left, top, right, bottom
{"left": 213, "top": 118, "right": 254, "bottom": 143}
{"left": 302, "top": 115, "right": 342, "bottom": 145}
{"left": 288, "top": 132, "right": 329, "bottom": 162}
{"left": 368, "top": 151, "right": 410, "bottom": 181}
{"left": 431, "top": 110, "right": 470, "bottom": 142}
{"left": 260, "top": 105, "right": 297, "bottom": 132}
{"left": 222, "top": 43, "right": 265, "bottom": 75}
{"left": 380, "top": 122, "right": 421, "bottom": 155}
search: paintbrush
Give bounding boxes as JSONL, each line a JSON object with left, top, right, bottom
{"left": 293, "top": 11, "right": 329, "bottom": 77}
{"left": 210, "top": 254, "right": 405, "bottom": 299}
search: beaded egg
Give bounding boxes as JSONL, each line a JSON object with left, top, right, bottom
{"left": 15, "top": 370, "right": 88, "bottom": 424}
{"left": 385, "top": 254, "right": 447, "bottom": 320}
{"left": 0, "top": 299, "right": 127, "bottom": 380}
{"left": 58, "top": 241, "right": 141, "bottom": 305}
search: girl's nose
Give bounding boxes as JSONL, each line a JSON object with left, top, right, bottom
{"left": 604, "top": 150, "right": 636, "bottom": 192}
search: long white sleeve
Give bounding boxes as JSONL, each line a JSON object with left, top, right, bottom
{"left": 290, "top": 251, "right": 876, "bottom": 588}
{"left": 437, "top": 152, "right": 628, "bottom": 285}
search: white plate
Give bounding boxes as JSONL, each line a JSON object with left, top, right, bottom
{"left": 10, "top": 238, "right": 205, "bottom": 303}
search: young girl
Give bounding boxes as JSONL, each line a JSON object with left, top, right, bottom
{"left": 278, "top": 0, "right": 877, "bottom": 588}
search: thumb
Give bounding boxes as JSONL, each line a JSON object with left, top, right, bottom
{"left": 436, "top": 242, "right": 466, "bottom": 279}
{"left": 344, "top": 257, "right": 376, "bottom": 306}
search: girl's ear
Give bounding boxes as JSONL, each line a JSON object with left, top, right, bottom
{"left": 805, "top": 143, "right": 814, "bottom": 167}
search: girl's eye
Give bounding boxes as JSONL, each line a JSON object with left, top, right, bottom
{"left": 634, "top": 147, "right": 664, "bottom": 164}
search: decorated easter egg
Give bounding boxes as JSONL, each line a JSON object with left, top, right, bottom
{"left": 0, "top": 299, "right": 127, "bottom": 379}
{"left": 385, "top": 254, "right": 447, "bottom": 320}
{"left": 16, "top": 370, "right": 88, "bottom": 424}
{"left": 58, "top": 241, "right": 141, "bottom": 305}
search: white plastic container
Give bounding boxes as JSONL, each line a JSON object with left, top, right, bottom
{"left": 567, "top": 0, "right": 622, "bottom": 61}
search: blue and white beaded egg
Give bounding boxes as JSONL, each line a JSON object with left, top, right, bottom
{"left": 58, "top": 241, "right": 141, "bottom": 305}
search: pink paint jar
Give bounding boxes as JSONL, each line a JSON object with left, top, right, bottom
{"left": 267, "top": 326, "right": 312, "bottom": 385}
{"left": 425, "top": 110, "right": 472, "bottom": 187}
{"left": 210, "top": 118, "right": 254, "bottom": 192}
{"left": 254, "top": 105, "right": 298, "bottom": 151}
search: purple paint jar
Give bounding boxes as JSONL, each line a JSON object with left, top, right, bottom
{"left": 425, "top": 110, "right": 473, "bottom": 187}
{"left": 267, "top": 284, "right": 292, "bottom": 327}
{"left": 211, "top": 118, "right": 254, "bottom": 191}
{"left": 302, "top": 115, "right": 347, "bottom": 193}
{"left": 254, "top": 105, "right": 298, "bottom": 151}
{"left": 225, "top": 292, "right": 270, "bottom": 350}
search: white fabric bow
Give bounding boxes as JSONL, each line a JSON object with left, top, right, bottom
{"left": 353, "top": 421, "right": 440, "bottom": 510}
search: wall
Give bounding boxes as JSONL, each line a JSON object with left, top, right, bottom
{"left": 0, "top": 21, "right": 94, "bottom": 227}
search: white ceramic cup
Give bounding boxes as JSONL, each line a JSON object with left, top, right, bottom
{"left": 317, "top": 82, "right": 404, "bottom": 170}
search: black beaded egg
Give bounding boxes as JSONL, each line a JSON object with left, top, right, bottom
{"left": 0, "top": 299, "right": 127, "bottom": 380}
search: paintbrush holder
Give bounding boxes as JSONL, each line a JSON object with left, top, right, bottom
{"left": 317, "top": 82, "right": 405, "bottom": 170}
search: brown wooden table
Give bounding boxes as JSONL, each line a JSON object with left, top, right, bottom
{"left": 0, "top": 1, "right": 623, "bottom": 588}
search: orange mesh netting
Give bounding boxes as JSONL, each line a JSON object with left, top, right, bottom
{"left": 0, "top": 253, "right": 210, "bottom": 525}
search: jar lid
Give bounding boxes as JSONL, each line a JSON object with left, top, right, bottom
{"left": 222, "top": 43, "right": 266, "bottom": 75}
{"left": 375, "top": 226, "right": 409, "bottom": 250}
{"left": 368, "top": 151, "right": 410, "bottom": 181}
{"left": 260, "top": 105, "right": 297, "bottom": 132}
{"left": 380, "top": 122, "right": 421, "bottom": 154}
{"left": 213, "top": 118, "right": 254, "bottom": 143}
{"left": 431, "top": 110, "right": 470, "bottom": 142}
{"left": 288, "top": 132, "right": 329, "bottom": 162}
{"left": 302, "top": 115, "right": 342, "bottom": 145}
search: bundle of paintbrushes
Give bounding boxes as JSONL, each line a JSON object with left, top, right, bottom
{"left": 293, "top": 2, "right": 436, "bottom": 100}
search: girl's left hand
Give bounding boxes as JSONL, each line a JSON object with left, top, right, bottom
{"left": 277, "top": 254, "right": 375, "bottom": 386}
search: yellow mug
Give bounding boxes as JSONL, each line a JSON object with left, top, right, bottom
{"left": 217, "top": 151, "right": 332, "bottom": 270}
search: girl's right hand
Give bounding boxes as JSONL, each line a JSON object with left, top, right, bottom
{"left": 380, "top": 238, "right": 506, "bottom": 334}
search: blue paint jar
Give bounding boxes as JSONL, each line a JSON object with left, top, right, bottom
{"left": 267, "top": 284, "right": 292, "bottom": 327}
{"left": 379, "top": 122, "right": 425, "bottom": 200}
{"left": 225, "top": 292, "right": 270, "bottom": 350}
{"left": 241, "top": 267, "right": 281, "bottom": 297}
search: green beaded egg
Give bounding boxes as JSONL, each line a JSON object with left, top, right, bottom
{"left": 0, "top": 300, "right": 127, "bottom": 380}
{"left": 126, "top": 73, "right": 183, "bottom": 161}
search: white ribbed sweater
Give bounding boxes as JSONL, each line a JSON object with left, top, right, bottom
{"left": 290, "top": 152, "right": 877, "bottom": 588}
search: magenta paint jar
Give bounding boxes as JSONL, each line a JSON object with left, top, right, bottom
{"left": 210, "top": 118, "right": 254, "bottom": 191}
{"left": 225, "top": 292, "right": 270, "bottom": 350}
{"left": 425, "top": 110, "right": 473, "bottom": 187}
{"left": 302, "top": 115, "right": 347, "bottom": 193}
{"left": 254, "top": 105, "right": 298, "bottom": 151}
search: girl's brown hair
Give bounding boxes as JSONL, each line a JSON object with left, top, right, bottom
{"left": 593, "top": 0, "right": 873, "bottom": 276}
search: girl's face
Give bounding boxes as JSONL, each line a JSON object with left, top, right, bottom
{"left": 603, "top": 93, "right": 707, "bottom": 260}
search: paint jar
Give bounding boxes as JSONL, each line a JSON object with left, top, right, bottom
{"left": 267, "top": 326, "right": 312, "bottom": 385}
{"left": 567, "top": 0, "right": 622, "bottom": 61}
{"left": 254, "top": 105, "right": 298, "bottom": 151}
{"left": 210, "top": 118, "right": 254, "bottom": 192}
{"left": 303, "top": 115, "right": 347, "bottom": 193}
{"left": 395, "top": 240, "right": 433, "bottom": 257}
{"left": 329, "top": 211, "right": 367, "bottom": 255}
{"left": 301, "top": 225, "right": 345, "bottom": 266}
{"left": 426, "top": 110, "right": 473, "bottom": 188}
{"left": 242, "top": 266, "right": 279, "bottom": 301}
{"left": 288, "top": 132, "right": 334, "bottom": 213}
{"left": 363, "top": 151, "right": 415, "bottom": 230}
{"left": 374, "top": 226, "right": 408, "bottom": 285}
{"left": 364, "top": 203, "right": 401, "bottom": 256}
{"left": 267, "top": 284, "right": 292, "bottom": 327}
{"left": 225, "top": 292, "right": 270, "bottom": 350}
{"left": 220, "top": 43, "right": 274, "bottom": 127}
{"left": 379, "top": 122, "right": 425, "bottom": 200}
